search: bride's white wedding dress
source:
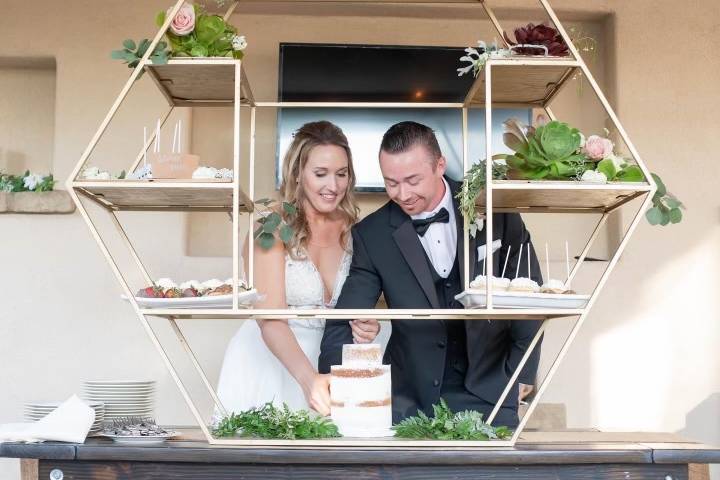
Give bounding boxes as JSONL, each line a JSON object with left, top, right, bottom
{"left": 215, "top": 249, "right": 352, "bottom": 414}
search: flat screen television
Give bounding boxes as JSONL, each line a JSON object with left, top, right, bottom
{"left": 276, "top": 43, "right": 531, "bottom": 191}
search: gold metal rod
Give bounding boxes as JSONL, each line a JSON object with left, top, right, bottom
{"left": 167, "top": 317, "right": 228, "bottom": 417}
{"left": 484, "top": 63, "right": 493, "bottom": 309}
{"left": 486, "top": 321, "right": 547, "bottom": 425}
{"left": 109, "top": 211, "right": 153, "bottom": 285}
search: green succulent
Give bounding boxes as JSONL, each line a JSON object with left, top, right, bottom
{"left": 502, "top": 119, "right": 590, "bottom": 180}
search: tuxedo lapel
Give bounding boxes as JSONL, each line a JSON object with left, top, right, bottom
{"left": 389, "top": 202, "right": 441, "bottom": 309}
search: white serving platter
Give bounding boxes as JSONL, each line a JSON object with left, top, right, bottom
{"left": 121, "top": 289, "right": 259, "bottom": 309}
{"left": 455, "top": 289, "right": 589, "bottom": 309}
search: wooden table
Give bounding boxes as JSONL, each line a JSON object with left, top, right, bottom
{"left": 3, "top": 429, "right": 719, "bottom": 480}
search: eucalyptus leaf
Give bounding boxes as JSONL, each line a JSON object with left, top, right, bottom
{"left": 669, "top": 208, "right": 683, "bottom": 224}
{"left": 279, "top": 224, "right": 293, "bottom": 244}
{"left": 646, "top": 207, "right": 663, "bottom": 225}
{"left": 123, "top": 39, "right": 136, "bottom": 50}
{"left": 259, "top": 232, "right": 275, "bottom": 250}
{"left": 282, "top": 202, "right": 297, "bottom": 215}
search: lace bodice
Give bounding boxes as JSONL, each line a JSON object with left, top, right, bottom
{"left": 285, "top": 248, "right": 352, "bottom": 330}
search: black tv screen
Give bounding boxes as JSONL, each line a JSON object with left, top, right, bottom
{"left": 276, "top": 43, "right": 531, "bottom": 191}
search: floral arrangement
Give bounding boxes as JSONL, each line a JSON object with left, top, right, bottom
{"left": 156, "top": 2, "right": 246, "bottom": 59}
{"left": 456, "top": 119, "right": 683, "bottom": 226}
{"left": 213, "top": 402, "right": 340, "bottom": 440}
{"left": 503, "top": 23, "right": 569, "bottom": 56}
{"left": 393, "top": 399, "right": 511, "bottom": 440}
{"left": 501, "top": 119, "right": 644, "bottom": 183}
{"left": 458, "top": 23, "right": 570, "bottom": 78}
{"left": 0, "top": 171, "right": 55, "bottom": 193}
{"left": 112, "top": 1, "right": 247, "bottom": 72}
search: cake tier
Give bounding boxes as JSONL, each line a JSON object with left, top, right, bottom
{"left": 342, "top": 343, "right": 383, "bottom": 366}
{"left": 331, "top": 404, "right": 394, "bottom": 438}
{"left": 330, "top": 364, "right": 391, "bottom": 406}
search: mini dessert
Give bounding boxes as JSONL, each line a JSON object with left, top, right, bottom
{"left": 207, "top": 284, "right": 233, "bottom": 296}
{"left": 181, "top": 288, "right": 199, "bottom": 297}
{"left": 137, "top": 286, "right": 163, "bottom": 298}
{"left": 330, "top": 344, "right": 392, "bottom": 438}
{"left": 164, "top": 288, "right": 182, "bottom": 298}
{"left": 200, "top": 279, "right": 224, "bottom": 294}
{"left": 509, "top": 277, "right": 540, "bottom": 293}
{"left": 470, "top": 275, "right": 510, "bottom": 291}
{"left": 540, "top": 279, "right": 568, "bottom": 294}
{"left": 155, "top": 278, "right": 176, "bottom": 291}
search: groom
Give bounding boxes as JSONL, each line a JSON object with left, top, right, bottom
{"left": 319, "top": 121, "right": 543, "bottom": 428}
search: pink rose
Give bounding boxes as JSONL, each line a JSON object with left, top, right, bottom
{"left": 582, "top": 135, "right": 614, "bottom": 161}
{"left": 167, "top": 2, "right": 195, "bottom": 36}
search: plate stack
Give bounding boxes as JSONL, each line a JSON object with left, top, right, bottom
{"left": 25, "top": 402, "right": 105, "bottom": 434}
{"left": 82, "top": 380, "right": 155, "bottom": 422}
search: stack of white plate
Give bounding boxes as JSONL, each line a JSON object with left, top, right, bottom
{"left": 25, "top": 402, "right": 105, "bottom": 433}
{"left": 83, "top": 380, "right": 155, "bottom": 421}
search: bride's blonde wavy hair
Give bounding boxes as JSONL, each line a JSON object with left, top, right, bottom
{"left": 280, "top": 121, "right": 359, "bottom": 259}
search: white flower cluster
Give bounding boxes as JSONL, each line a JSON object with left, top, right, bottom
{"left": 79, "top": 166, "right": 113, "bottom": 180}
{"left": 457, "top": 41, "right": 510, "bottom": 77}
{"left": 232, "top": 35, "right": 247, "bottom": 52}
{"left": 192, "top": 166, "right": 233, "bottom": 180}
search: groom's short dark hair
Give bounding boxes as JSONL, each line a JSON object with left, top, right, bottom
{"left": 380, "top": 121, "right": 442, "bottom": 167}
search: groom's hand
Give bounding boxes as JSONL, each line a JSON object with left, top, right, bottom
{"left": 305, "top": 373, "right": 332, "bottom": 416}
{"left": 351, "top": 319, "right": 380, "bottom": 343}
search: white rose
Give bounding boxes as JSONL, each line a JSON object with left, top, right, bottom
{"left": 580, "top": 170, "right": 608, "bottom": 184}
{"left": 23, "top": 173, "right": 45, "bottom": 191}
{"left": 192, "top": 166, "right": 218, "bottom": 179}
{"left": 232, "top": 35, "right": 247, "bottom": 51}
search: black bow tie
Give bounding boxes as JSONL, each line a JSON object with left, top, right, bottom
{"left": 412, "top": 207, "right": 450, "bottom": 237}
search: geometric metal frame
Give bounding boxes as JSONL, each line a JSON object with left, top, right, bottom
{"left": 66, "top": 0, "right": 656, "bottom": 448}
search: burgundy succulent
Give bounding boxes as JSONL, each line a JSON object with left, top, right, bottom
{"left": 503, "top": 23, "right": 569, "bottom": 57}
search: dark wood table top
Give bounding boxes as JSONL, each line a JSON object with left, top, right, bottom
{"left": 3, "top": 429, "right": 720, "bottom": 465}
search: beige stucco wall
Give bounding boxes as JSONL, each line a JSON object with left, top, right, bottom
{"left": 1, "top": 1, "right": 718, "bottom": 478}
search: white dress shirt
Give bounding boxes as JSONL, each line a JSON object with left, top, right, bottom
{"left": 410, "top": 178, "right": 457, "bottom": 278}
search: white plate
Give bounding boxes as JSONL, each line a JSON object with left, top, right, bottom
{"left": 85, "top": 380, "right": 155, "bottom": 385}
{"left": 121, "top": 289, "right": 259, "bottom": 309}
{"left": 455, "top": 289, "right": 590, "bottom": 309}
{"left": 101, "top": 431, "right": 180, "bottom": 445}
{"left": 84, "top": 388, "right": 155, "bottom": 394}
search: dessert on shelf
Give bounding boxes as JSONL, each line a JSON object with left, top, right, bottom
{"left": 330, "top": 344, "right": 393, "bottom": 438}
{"left": 135, "top": 277, "right": 249, "bottom": 298}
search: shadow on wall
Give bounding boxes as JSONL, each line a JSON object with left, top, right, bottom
{"left": 679, "top": 393, "right": 720, "bottom": 479}
{"left": 679, "top": 392, "right": 720, "bottom": 445}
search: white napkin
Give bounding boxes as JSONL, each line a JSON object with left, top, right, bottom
{"left": 0, "top": 395, "right": 95, "bottom": 444}
{"left": 477, "top": 239, "right": 502, "bottom": 260}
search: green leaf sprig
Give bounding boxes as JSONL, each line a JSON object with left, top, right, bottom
{"left": 213, "top": 402, "right": 340, "bottom": 440}
{"left": 0, "top": 171, "right": 55, "bottom": 193}
{"left": 456, "top": 159, "right": 508, "bottom": 221}
{"left": 253, "top": 198, "right": 297, "bottom": 250}
{"left": 111, "top": 39, "right": 170, "bottom": 75}
{"left": 393, "top": 399, "right": 512, "bottom": 441}
{"left": 646, "top": 173, "right": 684, "bottom": 226}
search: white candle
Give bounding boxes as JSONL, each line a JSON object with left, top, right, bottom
{"left": 501, "top": 245, "right": 512, "bottom": 278}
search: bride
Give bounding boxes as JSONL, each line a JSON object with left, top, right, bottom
{"left": 216, "top": 121, "right": 380, "bottom": 416}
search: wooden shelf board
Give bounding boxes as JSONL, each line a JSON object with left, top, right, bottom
{"left": 477, "top": 181, "right": 650, "bottom": 213}
{"left": 72, "top": 180, "right": 252, "bottom": 212}
{"left": 144, "top": 59, "right": 251, "bottom": 107}
{"left": 140, "top": 308, "right": 582, "bottom": 320}
{"left": 465, "top": 58, "right": 580, "bottom": 108}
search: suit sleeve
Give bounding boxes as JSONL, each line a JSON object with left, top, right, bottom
{"left": 318, "top": 226, "right": 382, "bottom": 373}
{"left": 502, "top": 213, "right": 544, "bottom": 385}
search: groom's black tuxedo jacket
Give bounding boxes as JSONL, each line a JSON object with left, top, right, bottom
{"left": 319, "top": 178, "right": 543, "bottom": 421}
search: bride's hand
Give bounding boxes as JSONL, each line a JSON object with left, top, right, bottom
{"left": 351, "top": 319, "right": 380, "bottom": 344}
{"left": 303, "top": 373, "right": 331, "bottom": 416}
